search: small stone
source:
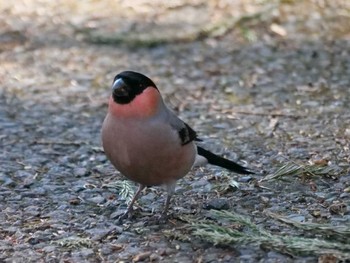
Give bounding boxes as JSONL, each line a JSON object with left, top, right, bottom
{"left": 287, "top": 214, "right": 305, "bottom": 222}
{"left": 325, "top": 192, "right": 339, "bottom": 203}
{"left": 110, "top": 209, "right": 126, "bottom": 219}
{"left": 238, "top": 176, "right": 252, "bottom": 183}
{"left": 266, "top": 251, "right": 287, "bottom": 260}
{"left": 99, "top": 244, "right": 113, "bottom": 255}
{"left": 72, "top": 184, "right": 86, "bottom": 192}
{"left": 314, "top": 192, "right": 326, "bottom": 199}
{"left": 14, "top": 170, "right": 32, "bottom": 179}
{"left": 80, "top": 248, "right": 95, "bottom": 258}
{"left": 310, "top": 210, "right": 321, "bottom": 217}
{"left": 87, "top": 195, "right": 105, "bottom": 204}
{"left": 222, "top": 255, "right": 232, "bottom": 261}
{"left": 0, "top": 173, "right": 16, "bottom": 187}
{"left": 86, "top": 227, "right": 117, "bottom": 241}
{"left": 203, "top": 198, "right": 229, "bottom": 210}
{"left": 139, "top": 192, "right": 156, "bottom": 202}
{"left": 42, "top": 245, "right": 56, "bottom": 253}
{"left": 24, "top": 206, "right": 40, "bottom": 217}
{"left": 260, "top": 196, "right": 269, "bottom": 203}
{"left": 340, "top": 192, "right": 350, "bottom": 198}
{"left": 190, "top": 179, "right": 208, "bottom": 189}
{"left": 95, "top": 155, "right": 107, "bottom": 162}
{"left": 149, "top": 253, "right": 159, "bottom": 261}
{"left": 74, "top": 167, "right": 88, "bottom": 177}
{"left": 344, "top": 187, "right": 350, "bottom": 193}
{"left": 133, "top": 251, "right": 151, "bottom": 262}
{"left": 329, "top": 202, "right": 347, "bottom": 215}
{"left": 3, "top": 226, "right": 17, "bottom": 234}
{"left": 69, "top": 197, "right": 81, "bottom": 205}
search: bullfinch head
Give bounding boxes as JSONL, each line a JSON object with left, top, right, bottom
{"left": 109, "top": 71, "right": 163, "bottom": 118}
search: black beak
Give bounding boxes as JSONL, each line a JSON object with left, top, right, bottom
{"left": 112, "top": 78, "right": 129, "bottom": 97}
{"left": 111, "top": 78, "right": 133, "bottom": 104}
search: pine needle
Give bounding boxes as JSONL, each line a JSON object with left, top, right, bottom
{"left": 266, "top": 211, "right": 350, "bottom": 242}
{"left": 102, "top": 180, "right": 135, "bottom": 205}
{"left": 193, "top": 210, "right": 350, "bottom": 259}
{"left": 260, "top": 162, "right": 341, "bottom": 182}
{"left": 212, "top": 171, "right": 240, "bottom": 194}
{"left": 52, "top": 236, "right": 93, "bottom": 248}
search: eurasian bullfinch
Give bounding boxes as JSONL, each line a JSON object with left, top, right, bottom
{"left": 102, "top": 71, "right": 253, "bottom": 220}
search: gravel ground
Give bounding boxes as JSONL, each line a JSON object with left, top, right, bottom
{"left": 1, "top": 1, "right": 350, "bottom": 262}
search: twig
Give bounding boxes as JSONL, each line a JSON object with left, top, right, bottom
{"left": 231, "top": 110, "right": 306, "bottom": 118}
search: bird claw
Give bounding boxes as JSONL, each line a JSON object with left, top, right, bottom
{"left": 158, "top": 212, "right": 169, "bottom": 223}
{"left": 143, "top": 212, "right": 168, "bottom": 226}
{"left": 154, "top": 210, "right": 169, "bottom": 224}
{"left": 116, "top": 209, "right": 133, "bottom": 224}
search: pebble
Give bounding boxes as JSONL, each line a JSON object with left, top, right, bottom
{"left": 238, "top": 176, "right": 253, "bottom": 183}
{"left": 190, "top": 179, "right": 208, "bottom": 189}
{"left": 287, "top": 214, "right": 305, "bottom": 223}
{"left": 86, "top": 227, "right": 117, "bottom": 241}
{"left": 41, "top": 245, "right": 57, "bottom": 253}
{"left": 87, "top": 195, "right": 106, "bottom": 204}
{"left": 325, "top": 192, "right": 339, "bottom": 203}
{"left": 24, "top": 205, "right": 41, "bottom": 217}
{"left": 0, "top": 173, "right": 16, "bottom": 187}
{"left": 203, "top": 198, "right": 230, "bottom": 210}
{"left": 74, "top": 167, "right": 88, "bottom": 177}
{"left": 14, "top": 170, "right": 33, "bottom": 180}
{"left": 139, "top": 192, "right": 156, "bottom": 202}
{"left": 340, "top": 192, "right": 350, "bottom": 198}
{"left": 314, "top": 192, "right": 326, "bottom": 199}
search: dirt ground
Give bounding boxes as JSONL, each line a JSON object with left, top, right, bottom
{"left": 1, "top": 1, "right": 350, "bottom": 262}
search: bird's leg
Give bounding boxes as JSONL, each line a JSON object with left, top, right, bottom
{"left": 161, "top": 182, "right": 176, "bottom": 219}
{"left": 118, "top": 184, "right": 145, "bottom": 222}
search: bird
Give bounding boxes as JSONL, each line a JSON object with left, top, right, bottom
{"left": 101, "top": 71, "right": 254, "bottom": 221}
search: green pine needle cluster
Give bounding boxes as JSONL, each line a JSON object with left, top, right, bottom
{"left": 261, "top": 162, "right": 341, "bottom": 182}
{"left": 52, "top": 236, "right": 94, "bottom": 248}
{"left": 193, "top": 210, "right": 350, "bottom": 260}
{"left": 103, "top": 180, "right": 135, "bottom": 205}
{"left": 266, "top": 211, "right": 350, "bottom": 242}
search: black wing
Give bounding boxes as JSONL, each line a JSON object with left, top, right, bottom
{"left": 178, "top": 122, "right": 202, "bottom": 145}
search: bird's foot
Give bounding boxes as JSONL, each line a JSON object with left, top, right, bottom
{"left": 144, "top": 213, "right": 168, "bottom": 226}
{"left": 159, "top": 210, "right": 169, "bottom": 222}
{"left": 154, "top": 211, "right": 169, "bottom": 224}
{"left": 116, "top": 209, "right": 133, "bottom": 224}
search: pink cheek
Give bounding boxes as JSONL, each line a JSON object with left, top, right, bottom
{"left": 133, "top": 89, "right": 158, "bottom": 113}
{"left": 108, "top": 88, "right": 160, "bottom": 118}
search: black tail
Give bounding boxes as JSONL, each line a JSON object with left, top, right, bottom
{"left": 197, "top": 146, "right": 254, "bottom": 174}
